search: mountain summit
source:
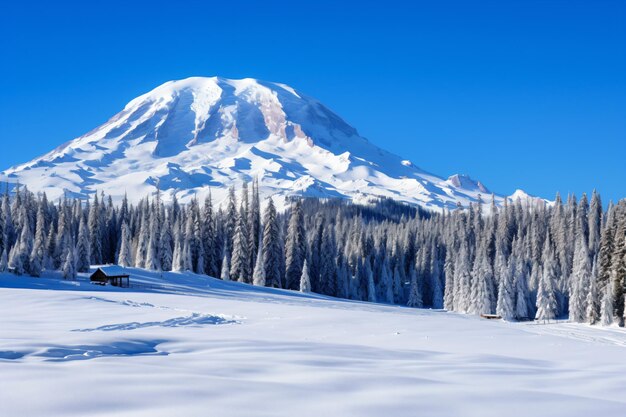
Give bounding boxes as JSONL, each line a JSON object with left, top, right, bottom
{"left": 1, "top": 76, "right": 520, "bottom": 209}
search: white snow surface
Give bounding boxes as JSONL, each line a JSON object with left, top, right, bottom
{"left": 0, "top": 76, "right": 540, "bottom": 210}
{"left": 1, "top": 268, "right": 626, "bottom": 417}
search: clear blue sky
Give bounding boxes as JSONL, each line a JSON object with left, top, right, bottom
{"left": 1, "top": 0, "right": 624, "bottom": 202}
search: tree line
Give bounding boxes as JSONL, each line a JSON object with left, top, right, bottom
{"left": 1, "top": 183, "right": 625, "bottom": 326}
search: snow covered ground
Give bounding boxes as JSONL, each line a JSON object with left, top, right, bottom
{"left": 2, "top": 268, "right": 626, "bottom": 417}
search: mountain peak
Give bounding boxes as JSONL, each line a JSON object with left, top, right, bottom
{"left": 1, "top": 77, "right": 526, "bottom": 210}
{"left": 508, "top": 189, "right": 550, "bottom": 206}
{"left": 109, "top": 76, "right": 362, "bottom": 158}
{"left": 446, "top": 174, "right": 490, "bottom": 194}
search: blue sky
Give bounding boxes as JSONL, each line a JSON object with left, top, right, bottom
{"left": 1, "top": 0, "right": 624, "bottom": 202}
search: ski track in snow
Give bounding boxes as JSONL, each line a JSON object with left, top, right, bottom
{"left": 521, "top": 322, "right": 626, "bottom": 347}
{"left": 83, "top": 296, "right": 159, "bottom": 308}
{"left": 73, "top": 313, "right": 239, "bottom": 332}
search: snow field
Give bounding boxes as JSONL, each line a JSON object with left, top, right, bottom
{"left": 1, "top": 269, "right": 626, "bottom": 417}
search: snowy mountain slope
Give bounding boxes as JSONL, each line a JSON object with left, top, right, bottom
{"left": 2, "top": 269, "right": 626, "bottom": 417}
{"left": 0, "top": 77, "right": 539, "bottom": 209}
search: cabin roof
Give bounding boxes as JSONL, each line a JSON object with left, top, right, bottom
{"left": 92, "top": 265, "right": 130, "bottom": 277}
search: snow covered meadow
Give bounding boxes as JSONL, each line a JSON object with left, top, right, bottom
{"left": 2, "top": 268, "right": 626, "bottom": 417}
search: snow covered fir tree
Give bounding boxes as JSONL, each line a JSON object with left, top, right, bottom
{"left": 1, "top": 182, "right": 625, "bottom": 326}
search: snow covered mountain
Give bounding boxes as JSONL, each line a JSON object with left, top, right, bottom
{"left": 1, "top": 76, "right": 533, "bottom": 209}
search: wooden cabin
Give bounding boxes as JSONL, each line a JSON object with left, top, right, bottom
{"left": 90, "top": 266, "right": 130, "bottom": 288}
